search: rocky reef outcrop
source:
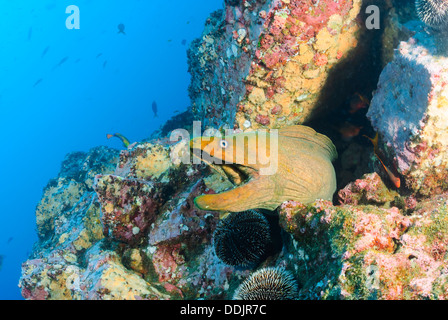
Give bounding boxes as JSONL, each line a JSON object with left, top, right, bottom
{"left": 278, "top": 184, "right": 448, "bottom": 299}
{"left": 367, "top": 20, "right": 448, "bottom": 197}
{"left": 188, "top": 0, "right": 398, "bottom": 131}
{"left": 20, "top": 144, "right": 250, "bottom": 299}
{"left": 20, "top": 0, "right": 448, "bottom": 300}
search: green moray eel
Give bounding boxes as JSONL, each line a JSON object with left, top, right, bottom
{"left": 190, "top": 125, "right": 337, "bottom": 212}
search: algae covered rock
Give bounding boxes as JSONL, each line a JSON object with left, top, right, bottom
{"left": 35, "top": 146, "right": 119, "bottom": 239}
{"left": 367, "top": 20, "right": 448, "bottom": 196}
{"left": 20, "top": 141, "right": 250, "bottom": 300}
{"left": 277, "top": 193, "right": 448, "bottom": 299}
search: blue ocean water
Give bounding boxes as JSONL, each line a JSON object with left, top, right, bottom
{"left": 0, "top": 0, "right": 223, "bottom": 300}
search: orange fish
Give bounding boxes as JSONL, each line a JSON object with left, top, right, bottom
{"left": 349, "top": 92, "right": 369, "bottom": 114}
{"left": 364, "top": 133, "right": 401, "bottom": 188}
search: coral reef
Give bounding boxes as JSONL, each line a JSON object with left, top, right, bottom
{"left": 337, "top": 172, "right": 399, "bottom": 206}
{"left": 35, "top": 146, "right": 119, "bottom": 239}
{"left": 277, "top": 192, "right": 448, "bottom": 299}
{"left": 20, "top": 143, "right": 251, "bottom": 299}
{"left": 188, "top": 0, "right": 273, "bottom": 130}
{"left": 187, "top": 0, "right": 399, "bottom": 131}
{"left": 20, "top": 0, "right": 448, "bottom": 301}
{"left": 234, "top": 0, "right": 363, "bottom": 130}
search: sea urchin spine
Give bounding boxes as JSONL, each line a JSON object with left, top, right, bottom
{"left": 416, "top": 0, "right": 448, "bottom": 29}
{"left": 233, "top": 267, "right": 298, "bottom": 300}
{"left": 213, "top": 210, "right": 272, "bottom": 267}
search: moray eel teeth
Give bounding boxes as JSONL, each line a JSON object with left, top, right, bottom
{"left": 191, "top": 125, "right": 337, "bottom": 213}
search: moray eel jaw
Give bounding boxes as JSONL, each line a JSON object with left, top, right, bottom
{"left": 191, "top": 125, "right": 337, "bottom": 213}
{"left": 191, "top": 148, "right": 273, "bottom": 212}
{"left": 219, "top": 163, "right": 257, "bottom": 186}
{"left": 193, "top": 174, "right": 276, "bottom": 212}
{"left": 192, "top": 156, "right": 279, "bottom": 212}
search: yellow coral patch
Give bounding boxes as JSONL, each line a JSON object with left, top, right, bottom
{"left": 133, "top": 144, "right": 172, "bottom": 180}
{"left": 314, "top": 28, "right": 335, "bottom": 52}
{"left": 296, "top": 44, "right": 314, "bottom": 64}
{"left": 248, "top": 87, "right": 267, "bottom": 105}
{"left": 73, "top": 229, "right": 92, "bottom": 251}
{"left": 104, "top": 202, "right": 114, "bottom": 214}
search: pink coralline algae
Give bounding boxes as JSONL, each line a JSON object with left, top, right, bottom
{"left": 93, "top": 175, "right": 160, "bottom": 245}
{"left": 338, "top": 172, "right": 399, "bottom": 206}
{"left": 277, "top": 191, "right": 448, "bottom": 299}
{"left": 255, "top": 114, "right": 270, "bottom": 125}
{"left": 189, "top": 0, "right": 365, "bottom": 130}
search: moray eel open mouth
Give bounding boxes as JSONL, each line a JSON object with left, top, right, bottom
{"left": 219, "top": 163, "right": 255, "bottom": 186}
{"left": 190, "top": 125, "right": 338, "bottom": 213}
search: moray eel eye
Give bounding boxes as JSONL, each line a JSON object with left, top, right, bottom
{"left": 220, "top": 140, "right": 228, "bottom": 148}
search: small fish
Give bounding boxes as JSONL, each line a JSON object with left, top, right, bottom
{"left": 174, "top": 110, "right": 179, "bottom": 113}
{"left": 58, "top": 56, "right": 69, "bottom": 65}
{"left": 107, "top": 133, "right": 130, "bottom": 148}
{"left": 167, "top": 39, "right": 172, "bottom": 43}
{"left": 6, "top": 237, "right": 13, "bottom": 244}
{"left": 364, "top": 133, "right": 401, "bottom": 188}
{"left": 186, "top": 21, "right": 190, "bottom": 24}
{"left": 74, "top": 58, "right": 81, "bottom": 63}
{"left": 96, "top": 53, "right": 103, "bottom": 58}
{"left": 337, "top": 122, "right": 362, "bottom": 141}
{"left": 33, "top": 78, "right": 43, "bottom": 87}
{"left": 103, "top": 60, "right": 107, "bottom": 69}
{"left": 181, "top": 39, "right": 187, "bottom": 46}
{"left": 152, "top": 100, "right": 158, "bottom": 118}
{"left": 52, "top": 56, "right": 69, "bottom": 70}
{"left": 349, "top": 92, "right": 369, "bottom": 114}
{"left": 0, "top": 255, "right": 4, "bottom": 271}
{"left": 118, "top": 23, "right": 126, "bottom": 35}
{"left": 41, "top": 46, "right": 50, "bottom": 58}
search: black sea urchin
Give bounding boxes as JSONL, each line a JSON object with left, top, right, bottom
{"left": 416, "top": 0, "right": 448, "bottom": 29}
{"left": 213, "top": 210, "right": 272, "bottom": 267}
{"left": 233, "top": 267, "right": 298, "bottom": 300}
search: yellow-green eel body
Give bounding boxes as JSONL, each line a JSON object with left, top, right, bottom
{"left": 190, "top": 125, "right": 337, "bottom": 212}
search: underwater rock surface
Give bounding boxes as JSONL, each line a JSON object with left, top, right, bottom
{"left": 367, "top": 21, "right": 448, "bottom": 196}
{"left": 188, "top": 0, "right": 365, "bottom": 130}
{"left": 19, "top": 143, "right": 251, "bottom": 299}
{"left": 278, "top": 193, "right": 448, "bottom": 299}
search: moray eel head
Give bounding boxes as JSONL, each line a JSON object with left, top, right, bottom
{"left": 191, "top": 125, "right": 337, "bottom": 213}
{"left": 190, "top": 131, "right": 264, "bottom": 183}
